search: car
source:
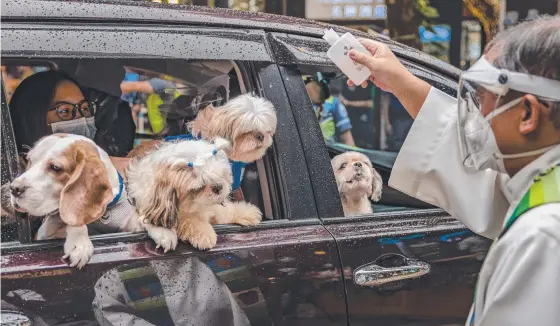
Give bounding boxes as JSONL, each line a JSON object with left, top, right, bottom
{"left": 0, "top": 1, "right": 492, "bottom": 325}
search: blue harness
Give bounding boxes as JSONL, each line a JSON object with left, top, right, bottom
{"left": 107, "top": 173, "right": 124, "bottom": 208}
{"left": 164, "top": 134, "right": 246, "bottom": 192}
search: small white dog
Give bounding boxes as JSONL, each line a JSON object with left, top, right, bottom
{"left": 9, "top": 134, "right": 142, "bottom": 268}
{"left": 331, "top": 151, "right": 383, "bottom": 216}
{"left": 127, "top": 94, "right": 277, "bottom": 201}
{"left": 126, "top": 137, "right": 262, "bottom": 252}
{"left": 190, "top": 94, "right": 277, "bottom": 163}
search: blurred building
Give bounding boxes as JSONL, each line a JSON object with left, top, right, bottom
{"left": 262, "top": 0, "right": 495, "bottom": 69}
{"left": 502, "top": 0, "right": 559, "bottom": 28}
{"left": 149, "top": 0, "right": 558, "bottom": 69}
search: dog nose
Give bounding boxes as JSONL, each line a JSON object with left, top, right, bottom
{"left": 212, "top": 184, "right": 223, "bottom": 195}
{"left": 10, "top": 183, "right": 28, "bottom": 197}
{"left": 256, "top": 133, "right": 265, "bottom": 142}
{"left": 354, "top": 162, "right": 362, "bottom": 168}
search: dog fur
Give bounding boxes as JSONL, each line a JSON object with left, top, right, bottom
{"left": 331, "top": 151, "right": 383, "bottom": 216}
{"left": 191, "top": 94, "right": 277, "bottom": 163}
{"left": 127, "top": 94, "right": 277, "bottom": 163}
{"left": 8, "top": 134, "right": 141, "bottom": 268}
{"left": 126, "top": 138, "right": 262, "bottom": 251}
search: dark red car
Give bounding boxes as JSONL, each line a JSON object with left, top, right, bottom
{"left": 1, "top": 1, "right": 491, "bottom": 325}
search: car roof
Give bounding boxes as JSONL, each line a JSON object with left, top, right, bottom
{"left": 2, "top": 0, "right": 377, "bottom": 38}
{"left": 2, "top": 0, "right": 461, "bottom": 80}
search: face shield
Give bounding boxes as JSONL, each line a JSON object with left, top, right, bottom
{"left": 457, "top": 56, "right": 560, "bottom": 172}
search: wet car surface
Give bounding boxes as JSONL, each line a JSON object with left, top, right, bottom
{"left": 1, "top": 1, "right": 491, "bottom": 325}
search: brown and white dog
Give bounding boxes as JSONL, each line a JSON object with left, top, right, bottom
{"left": 9, "top": 134, "right": 142, "bottom": 268}
{"left": 126, "top": 137, "right": 262, "bottom": 252}
{"left": 189, "top": 94, "right": 277, "bottom": 163}
{"left": 331, "top": 152, "right": 383, "bottom": 216}
{"left": 127, "top": 94, "right": 277, "bottom": 201}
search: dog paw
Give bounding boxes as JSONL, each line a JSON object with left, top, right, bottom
{"left": 232, "top": 202, "right": 262, "bottom": 226}
{"left": 63, "top": 236, "right": 94, "bottom": 269}
{"left": 180, "top": 224, "right": 217, "bottom": 250}
{"left": 146, "top": 225, "right": 178, "bottom": 253}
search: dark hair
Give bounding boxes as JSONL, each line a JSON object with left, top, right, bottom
{"left": 9, "top": 70, "right": 84, "bottom": 153}
{"left": 487, "top": 16, "right": 560, "bottom": 129}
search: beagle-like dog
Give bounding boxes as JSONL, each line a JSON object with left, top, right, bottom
{"left": 10, "top": 134, "right": 141, "bottom": 268}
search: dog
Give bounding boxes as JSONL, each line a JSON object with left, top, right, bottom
{"left": 331, "top": 151, "right": 383, "bottom": 216}
{"left": 127, "top": 94, "right": 277, "bottom": 200}
{"left": 126, "top": 137, "right": 262, "bottom": 252}
{"left": 190, "top": 94, "right": 277, "bottom": 163}
{"left": 9, "top": 134, "right": 142, "bottom": 268}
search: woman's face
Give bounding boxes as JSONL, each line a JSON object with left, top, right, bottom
{"left": 46, "top": 80, "right": 88, "bottom": 124}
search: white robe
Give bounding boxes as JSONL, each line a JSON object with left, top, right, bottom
{"left": 389, "top": 87, "right": 560, "bottom": 326}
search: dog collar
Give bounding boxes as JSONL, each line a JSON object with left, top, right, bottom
{"left": 164, "top": 133, "right": 201, "bottom": 142}
{"left": 107, "top": 173, "right": 124, "bottom": 209}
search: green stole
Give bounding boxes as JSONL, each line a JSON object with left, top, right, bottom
{"left": 468, "top": 163, "right": 560, "bottom": 325}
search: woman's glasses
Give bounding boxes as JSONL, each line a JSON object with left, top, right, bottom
{"left": 49, "top": 99, "right": 97, "bottom": 121}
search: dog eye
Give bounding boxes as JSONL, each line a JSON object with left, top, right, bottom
{"left": 339, "top": 163, "right": 347, "bottom": 170}
{"left": 49, "top": 164, "right": 62, "bottom": 173}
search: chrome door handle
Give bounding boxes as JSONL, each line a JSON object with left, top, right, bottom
{"left": 353, "top": 258, "right": 431, "bottom": 287}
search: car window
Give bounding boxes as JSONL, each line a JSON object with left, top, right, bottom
{"left": 298, "top": 65, "right": 452, "bottom": 215}
{"left": 1, "top": 57, "right": 278, "bottom": 244}
{"left": 300, "top": 69, "right": 420, "bottom": 153}
{"left": 118, "top": 65, "right": 235, "bottom": 149}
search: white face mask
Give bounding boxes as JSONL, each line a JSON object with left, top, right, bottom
{"left": 457, "top": 57, "right": 560, "bottom": 173}
{"left": 50, "top": 116, "right": 97, "bottom": 139}
{"left": 458, "top": 96, "right": 557, "bottom": 173}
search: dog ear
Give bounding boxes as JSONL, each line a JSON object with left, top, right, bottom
{"left": 191, "top": 104, "right": 217, "bottom": 138}
{"left": 369, "top": 165, "right": 383, "bottom": 202}
{"left": 140, "top": 167, "right": 180, "bottom": 229}
{"left": 59, "top": 149, "right": 113, "bottom": 226}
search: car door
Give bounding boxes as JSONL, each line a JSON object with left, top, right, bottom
{"left": 272, "top": 32, "right": 493, "bottom": 326}
{"left": 0, "top": 19, "right": 347, "bottom": 326}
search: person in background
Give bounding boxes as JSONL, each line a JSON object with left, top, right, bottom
{"left": 120, "top": 71, "right": 176, "bottom": 128}
{"left": 120, "top": 73, "right": 176, "bottom": 99}
{"left": 304, "top": 75, "right": 355, "bottom": 146}
{"left": 347, "top": 16, "right": 560, "bottom": 326}
{"left": 9, "top": 70, "right": 130, "bottom": 174}
{"left": 384, "top": 93, "right": 414, "bottom": 151}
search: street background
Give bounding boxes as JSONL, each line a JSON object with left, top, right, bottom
{"left": 147, "top": 0, "right": 560, "bottom": 70}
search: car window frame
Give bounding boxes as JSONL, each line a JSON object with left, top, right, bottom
{"left": 0, "top": 23, "right": 320, "bottom": 253}
{"left": 1, "top": 23, "right": 274, "bottom": 62}
{"left": 274, "top": 32, "right": 459, "bottom": 220}
{"left": 1, "top": 77, "right": 33, "bottom": 244}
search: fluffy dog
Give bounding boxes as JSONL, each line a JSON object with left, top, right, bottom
{"left": 126, "top": 137, "right": 262, "bottom": 252}
{"left": 129, "top": 94, "right": 276, "bottom": 162}
{"left": 190, "top": 94, "right": 277, "bottom": 163}
{"left": 9, "top": 134, "right": 142, "bottom": 268}
{"left": 127, "top": 94, "right": 277, "bottom": 200}
{"left": 331, "top": 151, "right": 383, "bottom": 216}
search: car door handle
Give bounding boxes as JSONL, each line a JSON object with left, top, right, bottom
{"left": 353, "top": 258, "right": 431, "bottom": 287}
